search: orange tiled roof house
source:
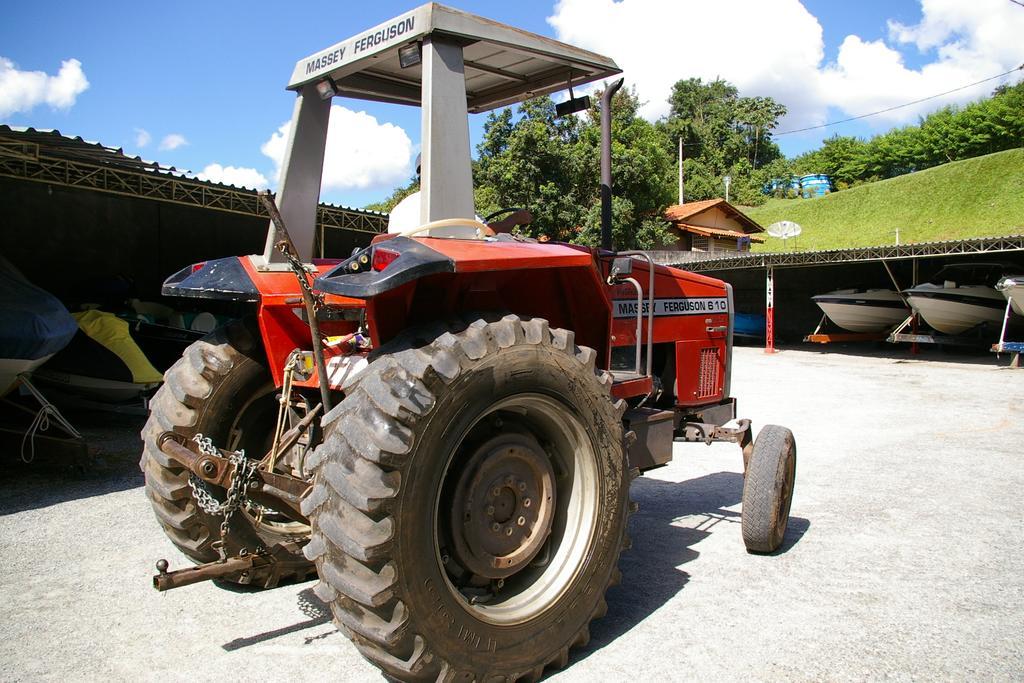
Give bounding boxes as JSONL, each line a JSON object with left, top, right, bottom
{"left": 661, "top": 199, "right": 766, "bottom": 253}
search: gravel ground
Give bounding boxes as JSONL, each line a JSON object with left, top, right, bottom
{"left": 1, "top": 345, "right": 1022, "bottom": 681}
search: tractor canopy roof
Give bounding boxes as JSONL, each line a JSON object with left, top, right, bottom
{"left": 288, "top": 2, "right": 621, "bottom": 113}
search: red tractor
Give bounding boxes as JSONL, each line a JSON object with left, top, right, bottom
{"left": 143, "top": 5, "right": 796, "bottom": 681}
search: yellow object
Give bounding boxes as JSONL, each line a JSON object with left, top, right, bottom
{"left": 72, "top": 310, "right": 164, "bottom": 384}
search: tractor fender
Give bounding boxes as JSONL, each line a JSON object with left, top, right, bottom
{"left": 314, "top": 236, "right": 455, "bottom": 298}
{"left": 162, "top": 256, "right": 260, "bottom": 302}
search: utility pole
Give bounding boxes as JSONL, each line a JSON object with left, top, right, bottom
{"left": 765, "top": 266, "right": 775, "bottom": 354}
{"left": 724, "top": 175, "right": 732, "bottom": 203}
{"left": 678, "top": 138, "right": 685, "bottom": 204}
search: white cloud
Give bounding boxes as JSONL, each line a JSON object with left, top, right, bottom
{"left": 547, "top": 0, "right": 825, "bottom": 126}
{"left": 197, "top": 163, "right": 269, "bottom": 190}
{"left": 888, "top": 0, "right": 1021, "bottom": 65}
{"left": 134, "top": 128, "right": 151, "bottom": 148}
{"left": 820, "top": 0, "right": 1024, "bottom": 125}
{"left": 261, "top": 105, "right": 412, "bottom": 192}
{"left": 546, "top": 0, "right": 1024, "bottom": 133}
{"left": 159, "top": 133, "right": 188, "bottom": 151}
{"left": 0, "top": 57, "right": 89, "bottom": 117}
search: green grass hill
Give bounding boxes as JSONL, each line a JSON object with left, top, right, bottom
{"left": 744, "top": 148, "right": 1024, "bottom": 252}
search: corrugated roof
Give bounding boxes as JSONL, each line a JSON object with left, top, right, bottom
{"left": 664, "top": 198, "right": 765, "bottom": 234}
{"left": 1, "top": 125, "right": 182, "bottom": 175}
{"left": 651, "top": 234, "right": 1024, "bottom": 271}
{"left": 0, "top": 125, "right": 384, "bottom": 217}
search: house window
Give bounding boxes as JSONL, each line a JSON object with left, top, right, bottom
{"left": 692, "top": 235, "right": 709, "bottom": 251}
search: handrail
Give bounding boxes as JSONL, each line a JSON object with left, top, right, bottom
{"left": 617, "top": 251, "right": 655, "bottom": 377}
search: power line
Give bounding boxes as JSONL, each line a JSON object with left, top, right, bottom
{"left": 774, "top": 63, "right": 1024, "bottom": 136}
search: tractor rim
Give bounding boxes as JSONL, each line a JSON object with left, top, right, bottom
{"left": 437, "top": 393, "right": 599, "bottom": 625}
{"left": 448, "top": 431, "right": 556, "bottom": 579}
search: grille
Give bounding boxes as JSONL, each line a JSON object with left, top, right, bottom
{"left": 697, "top": 347, "right": 720, "bottom": 399}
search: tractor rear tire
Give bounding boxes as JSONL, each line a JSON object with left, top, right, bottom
{"left": 139, "top": 319, "right": 313, "bottom": 586}
{"left": 741, "top": 424, "right": 796, "bottom": 553}
{"left": 302, "top": 315, "right": 633, "bottom": 682}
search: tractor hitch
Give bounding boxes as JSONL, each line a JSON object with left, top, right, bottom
{"left": 158, "top": 433, "right": 234, "bottom": 486}
{"left": 152, "top": 552, "right": 271, "bottom": 591}
{"left": 152, "top": 538, "right": 307, "bottom": 591}
{"left": 157, "top": 427, "right": 315, "bottom": 524}
{"left": 676, "top": 418, "right": 755, "bottom": 468}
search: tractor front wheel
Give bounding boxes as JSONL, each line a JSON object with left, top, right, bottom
{"left": 741, "top": 424, "right": 797, "bottom": 553}
{"left": 302, "top": 315, "right": 632, "bottom": 681}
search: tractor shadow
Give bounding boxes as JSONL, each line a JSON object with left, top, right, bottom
{"left": 216, "top": 472, "right": 809, "bottom": 666}
{"left": 221, "top": 587, "right": 336, "bottom": 651}
{"left": 571, "top": 471, "right": 809, "bottom": 669}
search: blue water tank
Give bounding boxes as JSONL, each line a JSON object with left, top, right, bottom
{"left": 799, "top": 174, "right": 832, "bottom": 197}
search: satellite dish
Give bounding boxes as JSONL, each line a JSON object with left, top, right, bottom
{"left": 767, "top": 221, "right": 802, "bottom": 239}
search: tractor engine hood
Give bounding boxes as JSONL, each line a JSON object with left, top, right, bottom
{"left": 315, "top": 236, "right": 594, "bottom": 299}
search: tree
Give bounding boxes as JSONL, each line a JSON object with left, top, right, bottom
{"left": 736, "top": 96, "right": 787, "bottom": 169}
{"left": 657, "top": 77, "right": 786, "bottom": 204}
{"left": 473, "top": 96, "right": 590, "bottom": 242}
{"left": 474, "top": 85, "right": 674, "bottom": 249}
{"left": 786, "top": 81, "right": 1024, "bottom": 190}
{"left": 364, "top": 176, "right": 418, "bottom": 213}
{"left": 791, "top": 135, "right": 867, "bottom": 187}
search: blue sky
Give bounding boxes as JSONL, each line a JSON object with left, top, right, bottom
{"left": 2, "top": 0, "right": 1021, "bottom": 208}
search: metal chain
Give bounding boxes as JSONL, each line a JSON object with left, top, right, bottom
{"left": 188, "top": 434, "right": 223, "bottom": 514}
{"left": 187, "top": 472, "right": 224, "bottom": 516}
{"left": 275, "top": 240, "right": 324, "bottom": 312}
{"left": 187, "top": 433, "right": 257, "bottom": 560}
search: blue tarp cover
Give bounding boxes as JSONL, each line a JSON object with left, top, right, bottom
{"left": 0, "top": 259, "right": 77, "bottom": 361}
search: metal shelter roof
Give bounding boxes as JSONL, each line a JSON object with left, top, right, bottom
{"left": 289, "top": 3, "right": 621, "bottom": 113}
{"left": 0, "top": 125, "right": 182, "bottom": 176}
{"left": 0, "top": 126, "right": 387, "bottom": 233}
{"left": 647, "top": 234, "right": 1024, "bottom": 272}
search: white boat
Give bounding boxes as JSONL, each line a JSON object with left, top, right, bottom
{"left": 811, "top": 288, "right": 909, "bottom": 333}
{"left": 903, "top": 263, "right": 1011, "bottom": 335}
{"left": 996, "top": 275, "right": 1024, "bottom": 316}
{"left": 0, "top": 355, "right": 57, "bottom": 397}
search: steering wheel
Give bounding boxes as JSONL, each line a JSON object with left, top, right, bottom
{"left": 399, "top": 218, "right": 494, "bottom": 239}
{"left": 482, "top": 207, "right": 526, "bottom": 223}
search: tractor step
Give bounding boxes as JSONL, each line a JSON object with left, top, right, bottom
{"left": 610, "top": 371, "right": 652, "bottom": 400}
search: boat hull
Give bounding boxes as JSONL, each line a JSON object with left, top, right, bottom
{"left": 811, "top": 290, "right": 908, "bottom": 333}
{"left": 734, "top": 312, "right": 766, "bottom": 337}
{"left": 0, "top": 355, "right": 53, "bottom": 397}
{"left": 904, "top": 288, "right": 1005, "bottom": 335}
{"left": 32, "top": 368, "right": 159, "bottom": 403}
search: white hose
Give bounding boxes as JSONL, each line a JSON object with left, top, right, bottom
{"left": 399, "top": 218, "right": 494, "bottom": 239}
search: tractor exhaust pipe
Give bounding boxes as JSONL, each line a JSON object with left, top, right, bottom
{"left": 600, "top": 78, "right": 625, "bottom": 252}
